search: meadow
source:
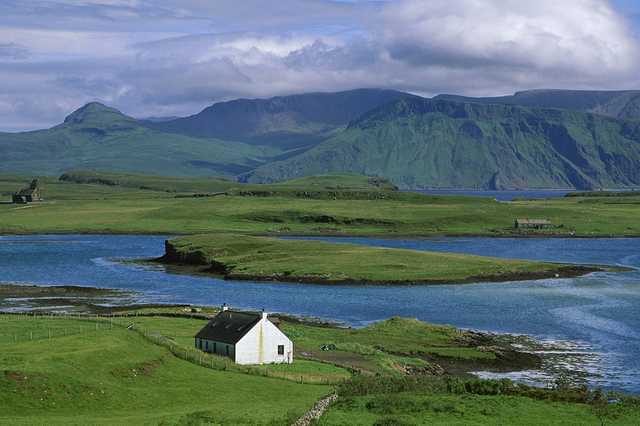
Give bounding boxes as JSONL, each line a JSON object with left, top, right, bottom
{"left": 1, "top": 171, "right": 639, "bottom": 237}
{"left": 0, "top": 313, "right": 331, "bottom": 426}
{"left": 2, "top": 312, "right": 640, "bottom": 425}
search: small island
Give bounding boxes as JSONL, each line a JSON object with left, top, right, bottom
{"left": 159, "top": 234, "right": 599, "bottom": 285}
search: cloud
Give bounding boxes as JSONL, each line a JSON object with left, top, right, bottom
{"left": 1, "top": 0, "right": 640, "bottom": 132}
{"left": 375, "top": 0, "right": 640, "bottom": 81}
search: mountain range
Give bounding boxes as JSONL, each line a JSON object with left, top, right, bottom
{"left": 1, "top": 88, "right": 640, "bottom": 189}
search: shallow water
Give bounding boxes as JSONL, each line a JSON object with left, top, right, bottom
{"left": 1, "top": 234, "right": 639, "bottom": 393}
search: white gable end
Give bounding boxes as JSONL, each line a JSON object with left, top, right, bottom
{"left": 235, "top": 316, "right": 293, "bottom": 365}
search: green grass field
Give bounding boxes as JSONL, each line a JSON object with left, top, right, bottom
{"left": 2, "top": 171, "right": 639, "bottom": 237}
{"left": 0, "top": 314, "right": 332, "bottom": 425}
{"left": 2, "top": 312, "right": 640, "bottom": 426}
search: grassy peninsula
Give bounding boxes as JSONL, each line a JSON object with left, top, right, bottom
{"left": 160, "top": 234, "right": 593, "bottom": 285}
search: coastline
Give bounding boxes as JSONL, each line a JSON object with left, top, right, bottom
{"left": 0, "top": 283, "right": 604, "bottom": 388}
{"left": 153, "top": 254, "right": 603, "bottom": 286}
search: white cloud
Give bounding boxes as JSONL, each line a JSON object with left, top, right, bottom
{"left": 1, "top": 0, "right": 640, "bottom": 132}
{"left": 375, "top": 0, "right": 640, "bottom": 76}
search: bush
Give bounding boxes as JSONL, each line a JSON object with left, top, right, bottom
{"left": 336, "top": 374, "right": 443, "bottom": 397}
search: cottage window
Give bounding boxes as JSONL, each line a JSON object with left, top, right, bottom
{"left": 213, "top": 342, "right": 217, "bottom": 353}
{"left": 226, "top": 345, "right": 230, "bottom": 356}
{"left": 278, "top": 345, "right": 284, "bottom": 355}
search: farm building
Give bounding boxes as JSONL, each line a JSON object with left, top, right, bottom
{"left": 13, "top": 179, "right": 45, "bottom": 204}
{"left": 195, "top": 304, "right": 293, "bottom": 365}
{"left": 515, "top": 218, "right": 551, "bottom": 229}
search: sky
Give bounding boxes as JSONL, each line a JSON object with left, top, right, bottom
{"left": 2, "top": 0, "right": 640, "bottom": 132}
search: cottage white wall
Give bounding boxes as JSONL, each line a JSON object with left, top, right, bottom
{"left": 234, "top": 317, "right": 293, "bottom": 365}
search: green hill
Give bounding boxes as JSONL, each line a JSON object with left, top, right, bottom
{"left": 0, "top": 90, "right": 416, "bottom": 178}
{"left": 237, "top": 98, "right": 640, "bottom": 189}
{"left": 0, "top": 103, "right": 267, "bottom": 178}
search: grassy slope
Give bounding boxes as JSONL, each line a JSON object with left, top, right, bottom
{"left": 0, "top": 103, "right": 272, "bottom": 178}
{"left": 2, "top": 179, "right": 639, "bottom": 236}
{"left": 163, "top": 234, "right": 561, "bottom": 283}
{"left": 0, "top": 315, "right": 329, "bottom": 426}
{"left": 3, "top": 314, "right": 639, "bottom": 425}
{"left": 240, "top": 98, "right": 640, "bottom": 189}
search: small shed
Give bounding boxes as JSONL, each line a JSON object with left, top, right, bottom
{"left": 195, "top": 304, "right": 293, "bottom": 365}
{"left": 515, "top": 218, "right": 551, "bottom": 229}
{"left": 12, "top": 179, "right": 45, "bottom": 204}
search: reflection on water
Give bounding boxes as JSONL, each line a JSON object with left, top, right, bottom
{"left": 1, "top": 234, "right": 639, "bottom": 394}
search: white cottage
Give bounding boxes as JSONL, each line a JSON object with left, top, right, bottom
{"left": 194, "top": 305, "right": 293, "bottom": 365}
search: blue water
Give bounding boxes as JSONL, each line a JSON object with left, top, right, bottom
{"left": 1, "top": 234, "right": 639, "bottom": 393}
{"left": 402, "top": 189, "right": 578, "bottom": 202}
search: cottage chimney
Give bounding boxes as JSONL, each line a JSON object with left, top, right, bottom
{"left": 260, "top": 308, "right": 267, "bottom": 320}
{"left": 221, "top": 303, "right": 228, "bottom": 312}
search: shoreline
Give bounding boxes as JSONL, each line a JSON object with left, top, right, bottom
{"left": 0, "top": 283, "right": 600, "bottom": 386}
{"left": 152, "top": 256, "right": 604, "bottom": 286}
{"left": 3, "top": 230, "right": 640, "bottom": 239}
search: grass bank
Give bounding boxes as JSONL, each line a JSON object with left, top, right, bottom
{"left": 0, "top": 313, "right": 332, "bottom": 425}
{"left": 160, "top": 233, "right": 595, "bottom": 285}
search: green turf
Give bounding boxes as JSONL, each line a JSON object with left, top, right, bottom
{"left": 2, "top": 171, "right": 639, "bottom": 237}
{"left": 317, "top": 392, "right": 640, "bottom": 426}
{"left": 0, "top": 314, "right": 330, "bottom": 425}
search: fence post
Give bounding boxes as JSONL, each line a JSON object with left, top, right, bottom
{"left": 48, "top": 330, "right": 50, "bottom": 338}
{"left": 14, "top": 333, "right": 17, "bottom": 342}
{"left": 301, "top": 375, "right": 303, "bottom": 384}
{"left": 30, "top": 332, "right": 32, "bottom": 341}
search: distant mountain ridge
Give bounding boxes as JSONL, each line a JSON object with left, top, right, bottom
{"left": 0, "top": 89, "right": 416, "bottom": 177}
{"left": 2, "top": 88, "right": 640, "bottom": 189}
{"left": 0, "top": 102, "right": 266, "bottom": 178}
{"left": 434, "top": 89, "right": 640, "bottom": 118}
{"left": 237, "top": 97, "right": 640, "bottom": 189}
{"left": 148, "top": 89, "right": 417, "bottom": 152}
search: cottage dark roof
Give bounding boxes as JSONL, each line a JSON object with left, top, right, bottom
{"left": 195, "top": 311, "right": 280, "bottom": 345}
{"left": 15, "top": 188, "right": 35, "bottom": 196}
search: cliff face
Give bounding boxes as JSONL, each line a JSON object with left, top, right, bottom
{"left": 161, "top": 240, "right": 210, "bottom": 265}
{"left": 238, "top": 98, "right": 640, "bottom": 189}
